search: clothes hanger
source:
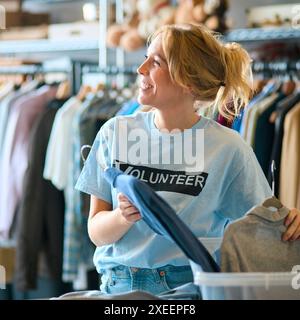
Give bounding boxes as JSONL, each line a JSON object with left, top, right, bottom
{"left": 294, "top": 72, "right": 300, "bottom": 93}
{"left": 121, "top": 82, "right": 136, "bottom": 100}
{"left": 253, "top": 77, "right": 267, "bottom": 95}
{"left": 80, "top": 144, "right": 109, "bottom": 170}
{"left": 56, "top": 80, "right": 71, "bottom": 100}
{"left": 76, "top": 84, "right": 92, "bottom": 102}
{"left": 109, "top": 83, "right": 119, "bottom": 99}
{"left": 269, "top": 72, "right": 295, "bottom": 123}
{"left": 262, "top": 160, "right": 283, "bottom": 209}
{"left": 34, "top": 73, "right": 46, "bottom": 88}
{"left": 80, "top": 144, "right": 92, "bottom": 164}
{"left": 281, "top": 74, "right": 296, "bottom": 96}
{"left": 92, "top": 82, "right": 105, "bottom": 94}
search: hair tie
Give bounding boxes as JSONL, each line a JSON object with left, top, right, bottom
{"left": 220, "top": 81, "right": 226, "bottom": 87}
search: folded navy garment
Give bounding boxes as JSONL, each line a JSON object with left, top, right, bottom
{"left": 103, "top": 167, "right": 220, "bottom": 272}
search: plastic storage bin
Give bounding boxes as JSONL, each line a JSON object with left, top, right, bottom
{"left": 193, "top": 238, "right": 300, "bottom": 300}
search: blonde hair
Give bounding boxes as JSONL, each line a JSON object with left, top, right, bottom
{"left": 148, "top": 24, "right": 253, "bottom": 121}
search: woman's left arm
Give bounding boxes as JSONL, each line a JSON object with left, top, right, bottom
{"left": 282, "top": 208, "right": 300, "bottom": 241}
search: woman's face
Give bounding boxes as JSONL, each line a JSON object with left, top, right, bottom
{"left": 137, "top": 36, "right": 185, "bottom": 109}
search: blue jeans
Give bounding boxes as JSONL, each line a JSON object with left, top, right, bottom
{"left": 100, "top": 265, "right": 193, "bottom": 296}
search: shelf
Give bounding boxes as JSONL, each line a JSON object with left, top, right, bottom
{"left": 0, "top": 39, "right": 99, "bottom": 54}
{"left": 23, "top": 0, "right": 95, "bottom": 3}
{"left": 0, "top": 65, "right": 73, "bottom": 74}
{"left": 82, "top": 65, "right": 139, "bottom": 75}
{"left": 225, "top": 27, "right": 300, "bottom": 43}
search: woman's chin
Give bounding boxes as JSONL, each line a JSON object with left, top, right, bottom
{"left": 137, "top": 96, "right": 151, "bottom": 106}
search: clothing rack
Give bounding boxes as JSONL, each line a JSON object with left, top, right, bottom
{"left": 225, "top": 27, "right": 300, "bottom": 43}
{"left": 81, "top": 64, "right": 139, "bottom": 75}
{"left": 81, "top": 64, "right": 138, "bottom": 88}
{"left": 0, "top": 61, "right": 94, "bottom": 95}
{"left": 252, "top": 60, "right": 300, "bottom": 75}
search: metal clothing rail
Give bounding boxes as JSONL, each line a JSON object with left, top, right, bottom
{"left": 0, "top": 65, "right": 68, "bottom": 75}
{"left": 225, "top": 27, "right": 300, "bottom": 43}
{"left": 81, "top": 65, "right": 139, "bottom": 75}
{"left": 252, "top": 60, "right": 300, "bottom": 74}
{"left": 0, "top": 61, "right": 96, "bottom": 95}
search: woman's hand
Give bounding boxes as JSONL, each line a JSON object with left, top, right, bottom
{"left": 282, "top": 208, "right": 300, "bottom": 241}
{"left": 117, "top": 193, "right": 142, "bottom": 224}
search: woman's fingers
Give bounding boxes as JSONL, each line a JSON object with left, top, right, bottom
{"left": 126, "top": 213, "right": 142, "bottom": 222}
{"left": 283, "top": 209, "right": 300, "bottom": 241}
{"left": 284, "top": 209, "right": 298, "bottom": 227}
{"left": 119, "top": 200, "right": 138, "bottom": 212}
{"left": 117, "top": 192, "right": 141, "bottom": 222}
{"left": 119, "top": 201, "right": 134, "bottom": 211}
{"left": 118, "top": 193, "right": 134, "bottom": 206}
{"left": 123, "top": 206, "right": 140, "bottom": 216}
{"left": 292, "top": 228, "right": 300, "bottom": 241}
{"left": 118, "top": 192, "right": 129, "bottom": 202}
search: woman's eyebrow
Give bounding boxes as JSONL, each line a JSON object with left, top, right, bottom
{"left": 154, "top": 54, "right": 167, "bottom": 64}
{"left": 146, "top": 50, "right": 167, "bottom": 64}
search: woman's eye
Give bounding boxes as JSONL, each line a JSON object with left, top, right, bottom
{"left": 144, "top": 55, "right": 160, "bottom": 66}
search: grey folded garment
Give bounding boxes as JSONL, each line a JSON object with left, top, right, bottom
{"left": 52, "top": 290, "right": 161, "bottom": 300}
{"left": 52, "top": 282, "right": 201, "bottom": 300}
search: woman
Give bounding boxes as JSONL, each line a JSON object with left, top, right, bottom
{"left": 76, "top": 24, "right": 300, "bottom": 295}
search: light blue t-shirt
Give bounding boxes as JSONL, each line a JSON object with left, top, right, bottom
{"left": 75, "top": 111, "right": 272, "bottom": 271}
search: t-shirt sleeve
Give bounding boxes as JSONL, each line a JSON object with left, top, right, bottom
{"left": 219, "top": 148, "right": 272, "bottom": 221}
{"left": 75, "top": 125, "right": 112, "bottom": 204}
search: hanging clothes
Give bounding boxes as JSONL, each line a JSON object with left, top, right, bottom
{"left": 253, "top": 92, "right": 286, "bottom": 176}
{"left": 62, "top": 92, "right": 111, "bottom": 284}
{"left": 0, "top": 85, "right": 57, "bottom": 240}
{"left": 244, "top": 93, "right": 279, "bottom": 147}
{"left": 267, "top": 92, "right": 300, "bottom": 196}
{"left": 279, "top": 102, "right": 300, "bottom": 209}
{"left": 0, "top": 82, "right": 15, "bottom": 141}
{"left": 0, "top": 80, "right": 38, "bottom": 156}
{"left": 43, "top": 95, "right": 87, "bottom": 284}
{"left": 43, "top": 96, "right": 82, "bottom": 191}
{"left": 227, "top": 77, "right": 300, "bottom": 203}
{"left": 239, "top": 81, "right": 279, "bottom": 138}
{"left": 15, "top": 99, "right": 66, "bottom": 291}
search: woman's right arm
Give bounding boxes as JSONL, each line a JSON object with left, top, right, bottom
{"left": 88, "top": 193, "right": 141, "bottom": 247}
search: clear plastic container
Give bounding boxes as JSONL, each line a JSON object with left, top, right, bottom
{"left": 193, "top": 238, "right": 300, "bottom": 300}
{"left": 199, "top": 237, "right": 222, "bottom": 264}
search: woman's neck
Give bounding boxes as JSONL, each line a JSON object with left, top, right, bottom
{"left": 153, "top": 108, "right": 200, "bottom": 132}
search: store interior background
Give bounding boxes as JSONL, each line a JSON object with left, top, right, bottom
{"left": 0, "top": 0, "right": 299, "bottom": 300}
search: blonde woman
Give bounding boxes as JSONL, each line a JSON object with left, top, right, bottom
{"left": 76, "top": 24, "right": 300, "bottom": 295}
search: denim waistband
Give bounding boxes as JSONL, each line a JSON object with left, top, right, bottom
{"left": 100, "top": 264, "right": 192, "bottom": 276}
{"left": 99, "top": 264, "right": 194, "bottom": 295}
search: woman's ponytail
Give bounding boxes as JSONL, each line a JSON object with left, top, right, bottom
{"left": 215, "top": 42, "right": 253, "bottom": 120}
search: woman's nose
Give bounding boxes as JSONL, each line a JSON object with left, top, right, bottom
{"left": 137, "top": 61, "right": 148, "bottom": 75}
